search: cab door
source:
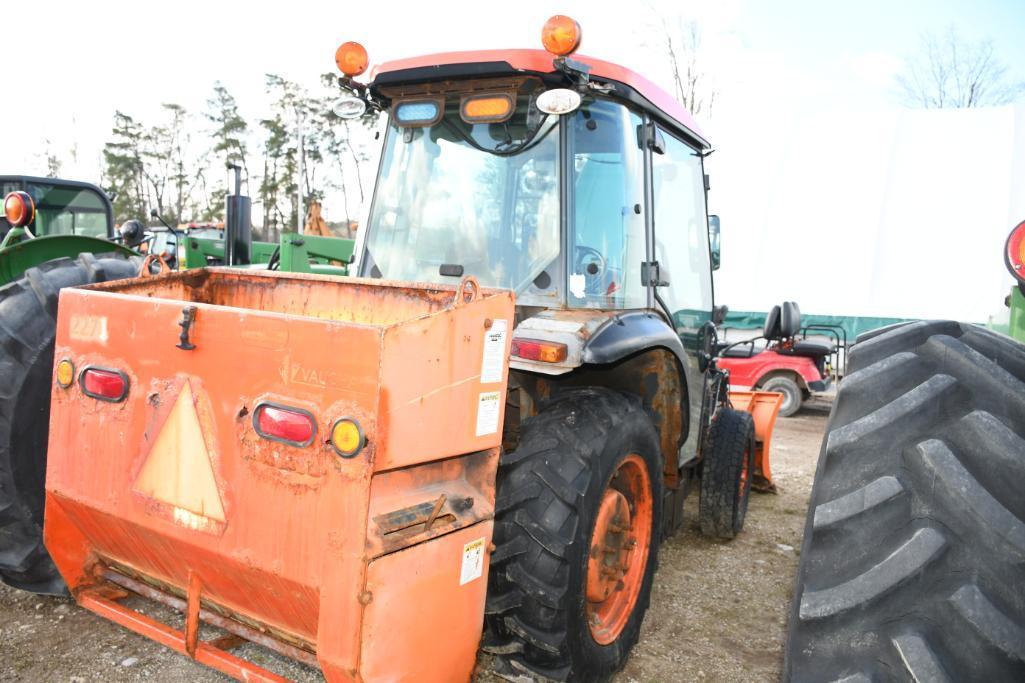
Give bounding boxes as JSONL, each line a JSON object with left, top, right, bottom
{"left": 649, "top": 127, "right": 716, "bottom": 464}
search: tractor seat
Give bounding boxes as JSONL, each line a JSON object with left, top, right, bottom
{"left": 778, "top": 340, "right": 834, "bottom": 358}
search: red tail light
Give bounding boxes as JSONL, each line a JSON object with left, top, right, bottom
{"left": 1006, "top": 219, "right": 1025, "bottom": 284}
{"left": 511, "top": 338, "right": 569, "bottom": 363}
{"left": 80, "top": 367, "right": 129, "bottom": 402}
{"left": 254, "top": 403, "right": 317, "bottom": 447}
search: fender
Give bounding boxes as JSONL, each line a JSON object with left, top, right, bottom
{"left": 583, "top": 310, "right": 690, "bottom": 368}
{"left": 510, "top": 309, "right": 700, "bottom": 471}
{"left": 509, "top": 309, "right": 689, "bottom": 375}
{"left": 0, "top": 235, "right": 137, "bottom": 286}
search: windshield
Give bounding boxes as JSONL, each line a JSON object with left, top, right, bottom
{"left": 27, "top": 182, "right": 111, "bottom": 238}
{"left": 362, "top": 81, "right": 561, "bottom": 303}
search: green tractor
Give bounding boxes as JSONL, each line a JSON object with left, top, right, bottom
{"left": 785, "top": 219, "right": 1025, "bottom": 681}
{"left": 0, "top": 176, "right": 142, "bottom": 592}
{"left": 0, "top": 173, "right": 356, "bottom": 593}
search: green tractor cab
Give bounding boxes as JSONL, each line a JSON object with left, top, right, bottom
{"left": 0, "top": 175, "right": 136, "bottom": 285}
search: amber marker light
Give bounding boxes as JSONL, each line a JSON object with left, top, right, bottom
{"left": 461, "top": 93, "right": 514, "bottom": 123}
{"left": 331, "top": 418, "right": 365, "bottom": 458}
{"left": 56, "top": 359, "right": 75, "bottom": 388}
{"left": 541, "top": 15, "right": 582, "bottom": 57}
{"left": 335, "top": 41, "right": 369, "bottom": 77}
{"left": 3, "top": 191, "right": 35, "bottom": 228}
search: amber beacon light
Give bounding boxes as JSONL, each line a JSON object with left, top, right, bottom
{"left": 335, "top": 41, "right": 369, "bottom": 77}
{"left": 541, "top": 15, "right": 582, "bottom": 56}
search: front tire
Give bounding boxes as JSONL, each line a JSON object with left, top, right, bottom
{"left": 698, "top": 408, "right": 756, "bottom": 539}
{"left": 484, "top": 388, "right": 663, "bottom": 681}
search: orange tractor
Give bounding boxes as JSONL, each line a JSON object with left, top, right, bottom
{"left": 40, "top": 17, "right": 781, "bottom": 681}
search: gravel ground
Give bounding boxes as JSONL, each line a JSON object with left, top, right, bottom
{"left": 0, "top": 398, "right": 829, "bottom": 682}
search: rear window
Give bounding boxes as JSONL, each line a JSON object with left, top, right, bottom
{"left": 26, "top": 182, "right": 111, "bottom": 239}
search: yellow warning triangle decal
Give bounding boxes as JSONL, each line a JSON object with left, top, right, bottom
{"left": 134, "top": 382, "right": 225, "bottom": 522}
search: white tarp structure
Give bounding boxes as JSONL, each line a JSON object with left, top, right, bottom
{"left": 708, "top": 103, "right": 1025, "bottom": 324}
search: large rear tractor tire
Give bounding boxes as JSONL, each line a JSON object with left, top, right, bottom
{"left": 484, "top": 388, "right": 664, "bottom": 681}
{"left": 0, "top": 253, "right": 140, "bottom": 595}
{"left": 699, "top": 407, "right": 756, "bottom": 539}
{"left": 785, "top": 321, "right": 1025, "bottom": 682}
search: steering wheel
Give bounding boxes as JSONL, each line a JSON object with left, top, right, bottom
{"left": 574, "top": 245, "right": 607, "bottom": 283}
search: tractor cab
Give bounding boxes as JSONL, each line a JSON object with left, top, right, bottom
{"left": 347, "top": 25, "right": 722, "bottom": 472}
{"left": 352, "top": 42, "right": 713, "bottom": 333}
{"left": 0, "top": 176, "right": 137, "bottom": 285}
{"left": 0, "top": 176, "right": 114, "bottom": 241}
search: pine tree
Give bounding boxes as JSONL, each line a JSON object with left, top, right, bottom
{"left": 102, "top": 111, "right": 147, "bottom": 223}
{"left": 203, "top": 83, "right": 250, "bottom": 220}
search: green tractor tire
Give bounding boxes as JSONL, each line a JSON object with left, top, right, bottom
{"left": 0, "top": 253, "right": 140, "bottom": 595}
{"left": 785, "top": 321, "right": 1025, "bottom": 681}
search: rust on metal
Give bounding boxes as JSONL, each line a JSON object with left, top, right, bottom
{"left": 185, "top": 572, "right": 202, "bottom": 657}
{"left": 78, "top": 587, "right": 290, "bottom": 683}
{"left": 424, "top": 494, "right": 448, "bottom": 531}
{"left": 100, "top": 568, "right": 320, "bottom": 667}
{"left": 45, "top": 268, "right": 514, "bottom": 681}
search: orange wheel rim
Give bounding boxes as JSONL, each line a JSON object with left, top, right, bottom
{"left": 585, "top": 453, "right": 653, "bottom": 645}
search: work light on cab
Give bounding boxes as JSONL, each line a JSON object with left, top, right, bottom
{"left": 3, "top": 191, "right": 35, "bottom": 228}
{"left": 1006, "top": 219, "right": 1025, "bottom": 284}
{"left": 335, "top": 41, "right": 369, "bottom": 77}
{"left": 541, "top": 15, "right": 582, "bottom": 56}
{"left": 394, "top": 98, "right": 443, "bottom": 127}
{"left": 254, "top": 403, "right": 317, "bottom": 447}
{"left": 536, "top": 88, "right": 582, "bottom": 115}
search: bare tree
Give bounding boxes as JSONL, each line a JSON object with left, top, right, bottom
{"left": 643, "top": 8, "right": 717, "bottom": 118}
{"left": 897, "top": 28, "right": 1023, "bottom": 108}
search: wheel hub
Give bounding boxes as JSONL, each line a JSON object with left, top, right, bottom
{"left": 585, "top": 454, "right": 653, "bottom": 645}
{"left": 586, "top": 489, "right": 634, "bottom": 603}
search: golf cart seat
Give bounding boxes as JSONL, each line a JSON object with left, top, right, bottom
{"left": 779, "top": 339, "right": 834, "bottom": 358}
{"left": 776, "top": 301, "right": 835, "bottom": 357}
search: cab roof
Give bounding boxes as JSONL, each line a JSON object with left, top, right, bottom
{"left": 370, "top": 49, "right": 710, "bottom": 151}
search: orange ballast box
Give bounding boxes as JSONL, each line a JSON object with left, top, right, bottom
{"left": 43, "top": 268, "right": 514, "bottom": 682}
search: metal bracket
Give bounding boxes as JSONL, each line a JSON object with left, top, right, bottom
{"left": 177, "top": 306, "right": 197, "bottom": 351}
{"left": 554, "top": 56, "right": 592, "bottom": 86}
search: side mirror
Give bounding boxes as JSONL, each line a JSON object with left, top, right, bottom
{"left": 708, "top": 215, "right": 721, "bottom": 271}
{"left": 119, "top": 219, "right": 146, "bottom": 248}
{"left": 712, "top": 304, "right": 728, "bottom": 326}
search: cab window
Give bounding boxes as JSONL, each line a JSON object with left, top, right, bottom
{"left": 652, "top": 130, "right": 713, "bottom": 332}
{"left": 27, "top": 183, "right": 111, "bottom": 239}
{"left": 569, "top": 100, "right": 647, "bottom": 309}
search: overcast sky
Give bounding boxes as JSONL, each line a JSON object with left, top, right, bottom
{"left": 5, "top": 0, "right": 1024, "bottom": 197}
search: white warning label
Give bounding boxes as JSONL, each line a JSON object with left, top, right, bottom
{"left": 475, "top": 391, "right": 501, "bottom": 436}
{"left": 460, "top": 537, "right": 486, "bottom": 585}
{"left": 480, "top": 319, "right": 507, "bottom": 383}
